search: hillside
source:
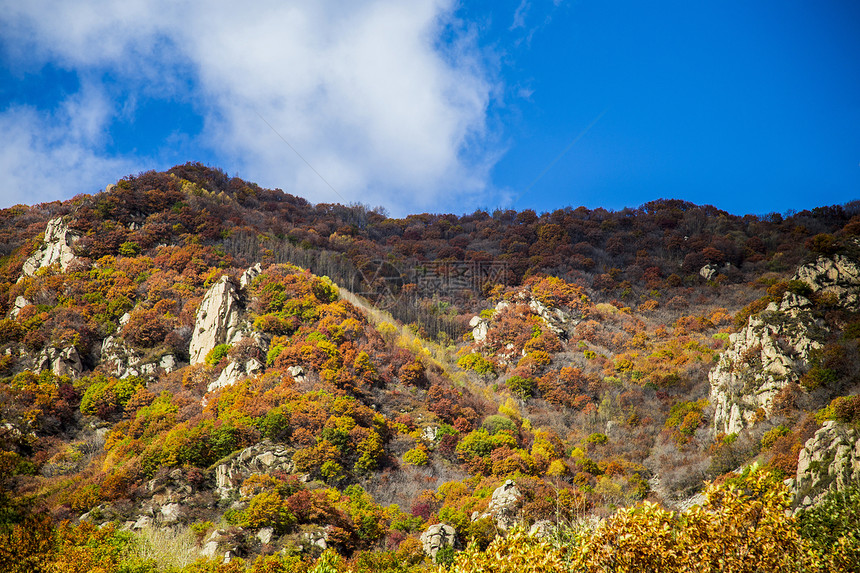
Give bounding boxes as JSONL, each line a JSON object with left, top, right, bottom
{"left": 1, "top": 164, "right": 858, "bottom": 572}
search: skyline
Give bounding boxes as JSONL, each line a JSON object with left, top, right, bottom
{"left": 1, "top": 1, "right": 858, "bottom": 217}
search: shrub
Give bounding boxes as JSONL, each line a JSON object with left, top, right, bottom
{"left": 505, "top": 375, "right": 534, "bottom": 400}
{"left": 761, "top": 425, "right": 790, "bottom": 450}
{"left": 403, "top": 445, "right": 429, "bottom": 466}
{"left": 205, "top": 343, "right": 231, "bottom": 366}
{"left": 797, "top": 485, "right": 860, "bottom": 570}
{"left": 482, "top": 415, "right": 517, "bottom": 436}
{"left": 457, "top": 352, "right": 496, "bottom": 376}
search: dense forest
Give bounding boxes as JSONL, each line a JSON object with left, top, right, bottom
{"left": 1, "top": 164, "right": 858, "bottom": 572}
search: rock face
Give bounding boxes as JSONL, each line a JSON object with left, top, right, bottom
{"left": 189, "top": 275, "right": 244, "bottom": 365}
{"left": 120, "top": 468, "right": 203, "bottom": 530}
{"left": 709, "top": 291, "right": 825, "bottom": 435}
{"left": 9, "top": 296, "right": 30, "bottom": 318}
{"left": 101, "top": 327, "right": 179, "bottom": 379}
{"left": 240, "top": 263, "right": 262, "bottom": 289}
{"left": 528, "top": 298, "right": 573, "bottom": 340}
{"left": 470, "top": 294, "right": 578, "bottom": 350}
{"left": 21, "top": 217, "right": 79, "bottom": 277}
{"left": 207, "top": 358, "right": 264, "bottom": 393}
{"left": 469, "top": 315, "right": 488, "bottom": 343}
{"left": 709, "top": 252, "right": 860, "bottom": 436}
{"left": 214, "top": 441, "right": 294, "bottom": 499}
{"left": 789, "top": 421, "right": 860, "bottom": 509}
{"left": 487, "top": 479, "right": 523, "bottom": 533}
{"left": 699, "top": 264, "right": 718, "bottom": 281}
{"left": 420, "top": 523, "right": 457, "bottom": 561}
{"left": 794, "top": 254, "right": 860, "bottom": 310}
{"left": 35, "top": 346, "right": 83, "bottom": 378}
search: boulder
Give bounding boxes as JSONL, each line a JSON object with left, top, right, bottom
{"left": 214, "top": 441, "right": 295, "bottom": 499}
{"left": 20, "top": 217, "right": 80, "bottom": 278}
{"left": 130, "top": 515, "right": 153, "bottom": 530}
{"left": 256, "top": 527, "right": 274, "bottom": 545}
{"left": 9, "top": 296, "right": 30, "bottom": 319}
{"left": 35, "top": 346, "right": 82, "bottom": 379}
{"left": 159, "top": 502, "right": 183, "bottom": 524}
{"left": 469, "top": 315, "right": 489, "bottom": 344}
{"left": 529, "top": 519, "right": 554, "bottom": 538}
{"left": 699, "top": 264, "right": 718, "bottom": 281}
{"left": 528, "top": 298, "right": 576, "bottom": 340}
{"left": 208, "top": 358, "right": 264, "bottom": 393}
{"left": 302, "top": 529, "right": 328, "bottom": 551}
{"left": 189, "top": 275, "right": 244, "bottom": 365}
{"left": 240, "top": 263, "right": 263, "bottom": 289}
{"left": 487, "top": 479, "right": 523, "bottom": 533}
{"left": 420, "top": 523, "right": 457, "bottom": 561}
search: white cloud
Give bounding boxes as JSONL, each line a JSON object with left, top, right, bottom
{"left": 0, "top": 0, "right": 503, "bottom": 215}
{"left": 0, "top": 89, "right": 139, "bottom": 207}
{"left": 511, "top": 0, "right": 531, "bottom": 30}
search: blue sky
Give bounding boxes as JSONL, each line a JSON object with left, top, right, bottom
{"left": 1, "top": 1, "right": 858, "bottom": 217}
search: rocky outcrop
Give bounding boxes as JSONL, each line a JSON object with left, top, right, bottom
{"left": 9, "top": 296, "right": 30, "bottom": 318}
{"left": 789, "top": 421, "right": 860, "bottom": 509}
{"left": 487, "top": 479, "right": 523, "bottom": 533}
{"left": 201, "top": 528, "right": 242, "bottom": 562}
{"left": 214, "top": 441, "right": 294, "bottom": 499}
{"left": 35, "top": 346, "right": 83, "bottom": 378}
{"left": 470, "top": 294, "right": 578, "bottom": 349}
{"left": 470, "top": 479, "right": 524, "bottom": 534}
{"left": 469, "top": 315, "right": 488, "bottom": 343}
{"left": 529, "top": 519, "right": 554, "bottom": 538}
{"left": 528, "top": 298, "right": 573, "bottom": 340}
{"left": 287, "top": 365, "right": 306, "bottom": 382}
{"left": 101, "top": 322, "right": 179, "bottom": 379}
{"left": 207, "top": 358, "right": 264, "bottom": 393}
{"left": 794, "top": 254, "right": 860, "bottom": 310}
{"left": 21, "top": 217, "right": 80, "bottom": 277}
{"left": 189, "top": 275, "right": 244, "bottom": 365}
{"left": 700, "top": 264, "right": 718, "bottom": 281}
{"left": 709, "top": 291, "right": 825, "bottom": 435}
{"left": 420, "top": 523, "right": 457, "bottom": 561}
{"left": 301, "top": 529, "right": 328, "bottom": 551}
{"left": 709, "top": 253, "right": 860, "bottom": 435}
{"left": 240, "top": 263, "right": 262, "bottom": 289}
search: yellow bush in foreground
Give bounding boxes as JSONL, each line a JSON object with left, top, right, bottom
{"left": 449, "top": 464, "right": 843, "bottom": 573}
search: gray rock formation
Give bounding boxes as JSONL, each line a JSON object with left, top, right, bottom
{"left": 35, "top": 346, "right": 82, "bottom": 378}
{"left": 789, "top": 421, "right": 860, "bottom": 509}
{"left": 529, "top": 519, "right": 555, "bottom": 538}
{"left": 709, "top": 291, "right": 825, "bottom": 435}
{"left": 287, "top": 365, "right": 306, "bottom": 382}
{"left": 21, "top": 217, "right": 79, "bottom": 277}
{"left": 9, "top": 296, "right": 30, "bottom": 318}
{"left": 240, "top": 263, "right": 262, "bottom": 289}
{"left": 420, "top": 523, "right": 457, "bottom": 561}
{"left": 189, "top": 275, "right": 244, "bottom": 365}
{"left": 214, "top": 441, "right": 294, "bottom": 499}
{"left": 469, "top": 315, "right": 489, "bottom": 343}
{"left": 256, "top": 527, "right": 274, "bottom": 545}
{"left": 487, "top": 479, "right": 523, "bottom": 533}
{"left": 794, "top": 254, "right": 860, "bottom": 310}
{"left": 699, "top": 264, "right": 718, "bottom": 281}
{"left": 101, "top": 328, "right": 179, "bottom": 379}
{"left": 207, "top": 358, "right": 264, "bottom": 393}
{"left": 200, "top": 529, "right": 241, "bottom": 561}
